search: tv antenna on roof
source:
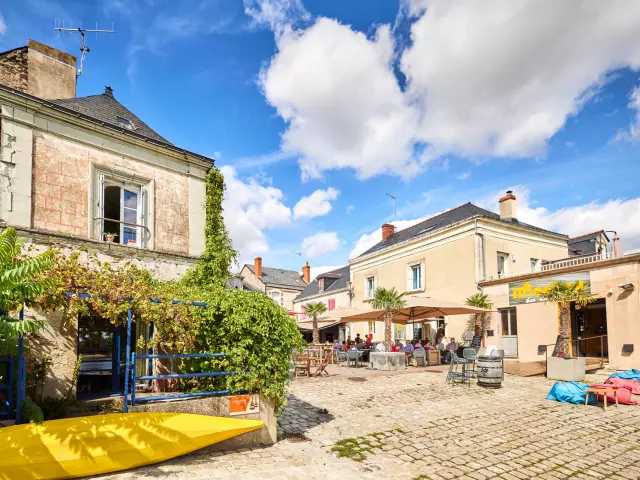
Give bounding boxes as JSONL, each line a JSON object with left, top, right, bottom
{"left": 54, "top": 20, "right": 115, "bottom": 77}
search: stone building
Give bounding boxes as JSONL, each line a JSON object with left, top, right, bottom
{"left": 0, "top": 40, "right": 212, "bottom": 398}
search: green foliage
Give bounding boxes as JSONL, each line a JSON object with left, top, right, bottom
{"left": 21, "top": 396, "right": 44, "bottom": 424}
{"left": 465, "top": 292, "right": 493, "bottom": 336}
{"left": 540, "top": 280, "right": 597, "bottom": 307}
{"left": 27, "top": 354, "right": 53, "bottom": 403}
{"left": 303, "top": 301, "right": 327, "bottom": 344}
{"left": 370, "top": 287, "right": 406, "bottom": 350}
{"left": 184, "top": 167, "right": 238, "bottom": 288}
{"left": 0, "top": 227, "right": 53, "bottom": 354}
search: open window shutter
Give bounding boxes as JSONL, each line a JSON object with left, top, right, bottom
{"left": 408, "top": 266, "right": 414, "bottom": 290}
{"left": 328, "top": 298, "right": 335, "bottom": 311}
{"left": 141, "top": 180, "right": 155, "bottom": 250}
{"left": 140, "top": 187, "right": 146, "bottom": 248}
{"left": 97, "top": 173, "right": 105, "bottom": 241}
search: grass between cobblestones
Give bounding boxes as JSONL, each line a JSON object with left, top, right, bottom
{"left": 331, "top": 428, "right": 405, "bottom": 462}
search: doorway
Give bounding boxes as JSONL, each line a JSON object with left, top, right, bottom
{"left": 499, "top": 307, "right": 518, "bottom": 357}
{"left": 571, "top": 299, "right": 607, "bottom": 357}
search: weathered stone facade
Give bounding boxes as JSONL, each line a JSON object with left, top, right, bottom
{"left": 0, "top": 47, "right": 28, "bottom": 93}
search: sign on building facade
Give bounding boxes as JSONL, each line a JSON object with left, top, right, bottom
{"left": 509, "top": 272, "right": 591, "bottom": 305}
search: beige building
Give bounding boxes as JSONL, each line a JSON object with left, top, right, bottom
{"left": 349, "top": 192, "right": 570, "bottom": 344}
{"left": 293, "top": 265, "right": 351, "bottom": 343}
{"left": 480, "top": 253, "right": 640, "bottom": 370}
{"left": 240, "top": 257, "right": 309, "bottom": 312}
{"left": 0, "top": 40, "right": 212, "bottom": 398}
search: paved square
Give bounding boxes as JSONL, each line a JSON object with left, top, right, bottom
{"left": 104, "top": 366, "right": 640, "bottom": 479}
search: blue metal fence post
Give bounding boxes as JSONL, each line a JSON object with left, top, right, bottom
{"left": 131, "top": 353, "right": 136, "bottom": 406}
{"left": 15, "top": 307, "right": 25, "bottom": 424}
{"left": 111, "top": 325, "right": 121, "bottom": 395}
{"left": 123, "top": 307, "right": 132, "bottom": 413}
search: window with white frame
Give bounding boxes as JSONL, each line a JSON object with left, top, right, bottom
{"left": 497, "top": 252, "right": 509, "bottom": 277}
{"left": 270, "top": 291, "right": 281, "bottom": 304}
{"left": 365, "top": 276, "right": 376, "bottom": 299}
{"left": 409, "top": 263, "right": 422, "bottom": 291}
{"left": 529, "top": 258, "right": 540, "bottom": 272}
{"left": 94, "top": 168, "right": 153, "bottom": 249}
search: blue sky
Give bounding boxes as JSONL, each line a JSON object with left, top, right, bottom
{"left": 2, "top": 0, "right": 640, "bottom": 275}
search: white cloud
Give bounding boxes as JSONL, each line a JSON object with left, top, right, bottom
{"left": 220, "top": 165, "right": 292, "bottom": 262}
{"left": 0, "top": 13, "right": 6, "bottom": 36}
{"left": 477, "top": 187, "right": 640, "bottom": 253}
{"left": 346, "top": 205, "right": 355, "bottom": 214}
{"left": 293, "top": 187, "right": 339, "bottom": 220}
{"left": 349, "top": 217, "right": 428, "bottom": 259}
{"left": 402, "top": 0, "right": 640, "bottom": 159}
{"left": 243, "top": 0, "right": 309, "bottom": 36}
{"left": 309, "top": 265, "right": 342, "bottom": 280}
{"left": 301, "top": 232, "right": 340, "bottom": 259}
{"left": 457, "top": 172, "right": 471, "bottom": 181}
{"left": 613, "top": 85, "right": 640, "bottom": 142}
{"left": 260, "top": 18, "right": 421, "bottom": 181}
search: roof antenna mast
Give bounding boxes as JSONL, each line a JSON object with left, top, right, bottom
{"left": 54, "top": 19, "right": 115, "bottom": 77}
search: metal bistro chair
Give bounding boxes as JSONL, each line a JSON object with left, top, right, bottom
{"left": 463, "top": 348, "right": 478, "bottom": 378}
{"left": 347, "top": 349, "right": 362, "bottom": 368}
{"left": 446, "top": 351, "right": 471, "bottom": 386}
{"left": 336, "top": 350, "right": 348, "bottom": 366}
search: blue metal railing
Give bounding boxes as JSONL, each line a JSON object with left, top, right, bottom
{"left": 125, "top": 353, "right": 245, "bottom": 412}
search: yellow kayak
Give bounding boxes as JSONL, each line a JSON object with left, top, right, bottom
{"left": 0, "top": 412, "right": 263, "bottom": 480}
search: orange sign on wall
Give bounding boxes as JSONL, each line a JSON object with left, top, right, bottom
{"left": 229, "top": 395, "right": 260, "bottom": 416}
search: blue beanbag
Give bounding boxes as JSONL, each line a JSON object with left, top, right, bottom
{"left": 547, "top": 381, "right": 595, "bottom": 405}
{"left": 608, "top": 369, "right": 640, "bottom": 381}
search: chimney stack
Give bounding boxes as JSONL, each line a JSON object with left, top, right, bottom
{"left": 382, "top": 223, "right": 395, "bottom": 241}
{"left": 499, "top": 190, "right": 517, "bottom": 221}
{"left": 302, "top": 261, "right": 311, "bottom": 283}
{"left": 254, "top": 257, "right": 262, "bottom": 281}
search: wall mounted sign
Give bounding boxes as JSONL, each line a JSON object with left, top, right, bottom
{"left": 229, "top": 395, "right": 260, "bottom": 416}
{"left": 509, "top": 272, "right": 591, "bottom": 306}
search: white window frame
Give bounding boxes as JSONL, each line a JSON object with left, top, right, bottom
{"left": 269, "top": 290, "right": 281, "bottom": 304}
{"left": 497, "top": 252, "right": 509, "bottom": 278}
{"left": 529, "top": 258, "right": 541, "bottom": 273}
{"left": 364, "top": 276, "right": 376, "bottom": 300}
{"left": 408, "top": 262, "right": 423, "bottom": 292}
{"left": 89, "top": 166, "right": 154, "bottom": 249}
{"left": 368, "top": 320, "right": 376, "bottom": 335}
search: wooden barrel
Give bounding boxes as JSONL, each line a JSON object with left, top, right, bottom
{"left": 477, "top": 355, "right": 504, "bottom": 388}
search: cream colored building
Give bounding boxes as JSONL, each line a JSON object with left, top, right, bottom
{"left": 349, "top": 192, "right": 570, "bottom": 345}
{"left": 0, "top": 40, "right": 211, "bottom": 399}
{"left": 293, "top": 265, "right": 351, "bottom": 343}
{"left": 480, "top": 254, "right": 640, "bottom": 370}
{"left": 240, "top": 257, "right": 309, "bottom": 312}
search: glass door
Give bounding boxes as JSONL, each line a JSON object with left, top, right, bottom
{"left": 499, "top": 308, "right": 518, "bottom": 357}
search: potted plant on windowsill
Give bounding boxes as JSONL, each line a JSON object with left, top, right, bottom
{"left": 541, "top": 280, "right": 596, "bottom": 381}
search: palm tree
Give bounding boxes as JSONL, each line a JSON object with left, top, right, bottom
{"left": 540, "top": 280, "right": 596, "bottom": 356}
{"left": 465, "top": 292, "right": 493, "bottom": 347}
{"left": 0, "top": 227, "right": 54, "bottom": 354}
{"left": 302, "top": 301, "right": 328, "bottom": 345}
{"left": 370, "top": 287, "right": 406, "bottom": 351}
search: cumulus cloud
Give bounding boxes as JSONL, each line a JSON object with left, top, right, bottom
{"left": 243, "top": 0, "right": 309, "bottom": 36}
{"left": 349, "top": 217, "right": 429, "bottom": 259}
{"left": 301, "top": 231, "right": 341, "bottom": 259}
{"left": 220, "top": 166, "right": 292, "bottom": 262}
{"left": 477, "top": 187, "right": 640, "bottom": 253}
{"left": 293, "top": 187, "right": 339, "bottom": 220}
{"left": 260, "top": 18, "right": 421, "bottom": 181}
{"left": 613, "top": 86, "right": 640, "bottom": 143}
{"left": 401, "top": 0, "right": 640, "bottom": 159}
{"left": 309, "top": 265, "right": 343, "bottom": 280}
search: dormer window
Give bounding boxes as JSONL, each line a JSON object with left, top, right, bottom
{"left": 116, "top": 116, "right": 135, "bottom": 130}
{"left": 317, "top": 278, "right": 324, "bottom": 293}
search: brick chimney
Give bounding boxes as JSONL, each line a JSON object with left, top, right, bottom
{"left": 499, "top": 190, "right": 517, "bottom": 221}
{"left": 254, "top": 257, "right": 262, "bottom": 281}
{"left": 302, "top": 261, "right": 311, "bottom": 283}
{"left": 382, "top": 223, "right": 395, "bottom": 241}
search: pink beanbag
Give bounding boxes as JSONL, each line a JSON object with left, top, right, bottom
{"left": 605, "top": 377, "right": 640, "bottom": 395}
{"left": 589, "top": 383, "right": 637, "bottom": 405}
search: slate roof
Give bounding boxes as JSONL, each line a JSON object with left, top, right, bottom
{"left": 50, "top": 87, "right": 171, "bottom": 144}
{"left": 294, "top": 265, "right": 350, "bottom": 302}
{"left": 244, "top": 264, "right": 307, "bottom": 290}
{"left": 568, "top": 230, "right": 608, "bottom": 256}
{"left": 357, "top": 202, "right": 567, "bottom": 259}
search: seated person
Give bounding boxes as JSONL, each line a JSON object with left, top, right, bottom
{"left": 354, "top": 333, "right": 362, "bottom": 344}
{"left": 375, "top": 342, "right": 386, "bottom": 352}
{"left": 391, "top": 343, "right": 399, "bottom": 352}
{"left": 355, "top": 341, "right": 365, "bottom": 350}
{"left": 341, "top": 341, "right": 349, "bottom": 351}
{"left": 364, "top": 337, "right": 373, "bottom": 348}
{"left": 425, "top": 340, "right": 433, "bottom": 350}
{"left": 435, "top": 336, "right": 445, "bottom": 349}
{"left": 394, "top": 339, "right": 404, "bottom": 350}
{"left": 405, "top": 341, "right": 415, "bottom": 353}
{"left": 414, "top": 340, "right": 424, "bottom": 349}
{"left": 333, "top": 341, "right": 342, "bottom": 350}
{"left": 446, "top": 337, "right": 458, "bottom": 350}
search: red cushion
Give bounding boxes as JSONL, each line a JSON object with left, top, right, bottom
{"left": 589, "top": 383, "right": 638, "bottom": 405}
{"left": 605, "top": 377, "right": 640, "bottom": 395}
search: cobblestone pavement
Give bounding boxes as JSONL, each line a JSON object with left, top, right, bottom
{"left": 103, "top": 366, "right": 640, "bottom": 480}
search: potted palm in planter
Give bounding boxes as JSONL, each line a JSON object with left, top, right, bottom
{"left": 369, "top": 287, "right": 407, "bottom": 370}
{"left": 541, "top": 280, "right": 596, "bottom": 381}
{"left": 302, "top": 301, "right": 327, "bottom": 345}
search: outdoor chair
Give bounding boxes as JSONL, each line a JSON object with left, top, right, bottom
{"left": 463, "top": 348, "right": 478, "bottom": 378}
{"left": 313, "top": 351, "right": 332, "bottom": 377}
{"left": 336, "top": 350, "right": 348, "bottom": 365}
{"left": 347, "top": 349, "right": 362, "bottom": 368}
{"left": 446, "top": 351, "right": 471, "bottom": 387}
{"left": 293, "top": 353, "right": 310, "bottom": 378}
{"left": 412, "top": 348, "right": 426, "bottom": 367}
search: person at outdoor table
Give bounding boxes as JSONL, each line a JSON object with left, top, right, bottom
{"left": 404, "top": 341, "right": 415, "bottom": 353}
{"left": 446, "top": 337, "right": 458, "bottom": 350}
{"left": 435, "top": 336, "right": 445, "bottom": 349}
{"left": 355, "top": 340, "right": 365, "bottom": 350}
{"left": 471, "top": 326, "right": 482, "bottom": 348}
{"left": 391, "top": 343, "right": 399, "bottom": 352}
{"left": 364, "top": 337, "right": 373, "bottom": 348}
{"left": 425, "top": 340, "right": 433, "bottom": 350}
{"left": 341, "top": 341, "right": 349, "bottom": 351}
{"left": 414, "top": 339, "right": 424, "bottom": 349}
{"left": 355, "top": 333, "right": 362, "bottom": 345}
{"left": 346, "top": 335, "right": 352, "bottom": 346}
{"left": 394, "top": 339, "right": 404, "bottom": 351}
{"left": 333, "top": 340, "right": 342, "bottom": 351}
{"left": 375, "top": 342, "right": 386, "bottom": 352}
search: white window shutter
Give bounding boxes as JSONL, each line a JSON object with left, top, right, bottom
{"left": 97, "top": 173, "right": 105, "bottom": 241}
{"left": 141, "top": 180, "right": 155, "bottom": 250}
{"left": 140, "top": 187, "right": 146, "bottom": 248}
{"left": 408, "top": 267, "right": 413, "bottom": 290}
